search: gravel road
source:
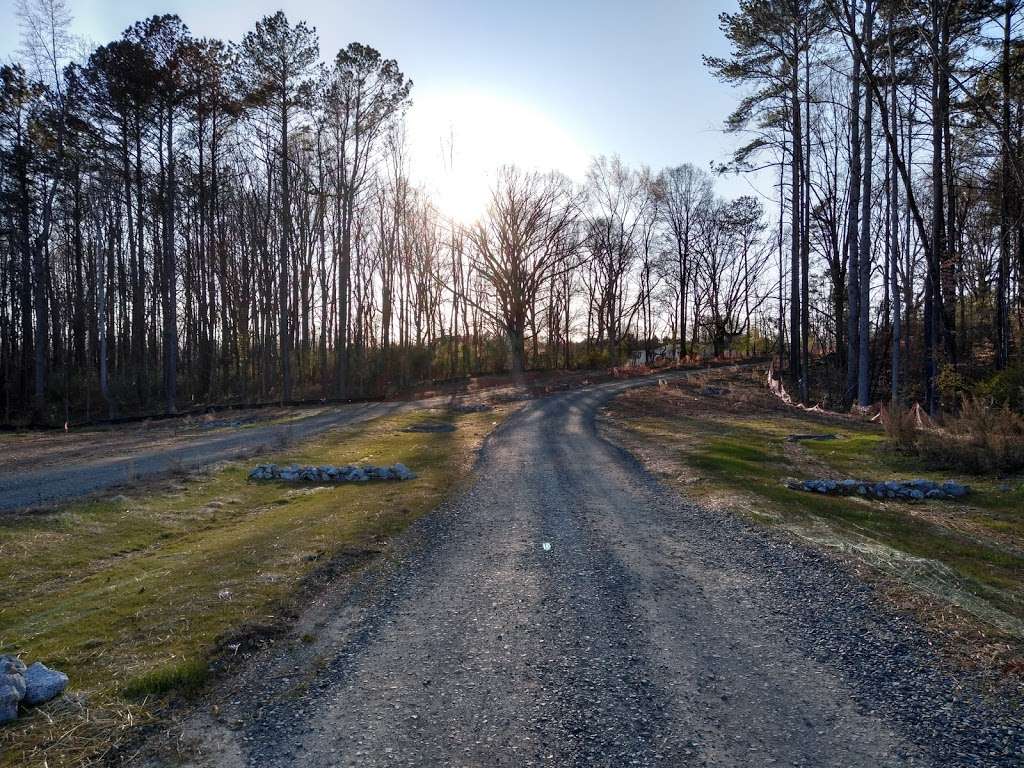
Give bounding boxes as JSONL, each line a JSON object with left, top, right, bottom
{"left": 165, "top": 374, "right": 1023, "bottom": 768}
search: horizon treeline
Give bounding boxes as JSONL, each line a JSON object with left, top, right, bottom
{"left": 708, "top": 0, "right": 1024, "bottom": 413}
{"left": 0, "top": 1, "right": 774, "bottom": 424}
{"left": 3, "top": 0, "right": 1022, "bottom": 427}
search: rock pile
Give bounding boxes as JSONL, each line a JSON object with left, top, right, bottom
{"left": 1, "top": 656, "right": 68, "bottom": 723}
{"left": 788, "top": 477, "right": 970, "bottom": 501}
{"left": 403, "top": 422, "right": 456, "bottom": 433}
{"left": 248, "top": 463, "right": 416, "bottom": 483}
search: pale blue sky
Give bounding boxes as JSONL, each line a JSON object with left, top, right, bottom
{"left": 1, "top": 0, "right": 765, "bottom": 215}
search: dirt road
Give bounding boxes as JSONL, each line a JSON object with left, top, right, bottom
{"left": 0, "top": 399, "right": 450, "bottom": 512}
{"left": 168, "top": 375, "right": 1022, "bottom": 767}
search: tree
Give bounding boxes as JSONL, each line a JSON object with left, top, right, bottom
{"left": 237, "top": 11, "right": 318, "bottom": 403}
{"left": 706, "top": 0, "right": 825, "bottom": 401}
{"left": 657, "top": 164, "right": 713, "bottom": 359}
{"left": 322, "top": 42, "right": 410, "bottom": 397}
{"left": 469, "top": 167, "right": 579, "bottom": 374}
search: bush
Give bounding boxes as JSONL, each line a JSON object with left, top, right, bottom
{"left": 936, "top": 364, "right": 970, "bottom": 404}
{"left": 884, "top": 396, "right": 1024, "bottom": 475}
{"left": 879, "top": 404, "right": 920, "bottom": 452}
{"left": 977, "top": 364, "right": 1024, "bottom": 410}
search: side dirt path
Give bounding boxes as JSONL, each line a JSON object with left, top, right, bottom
{"left": 145, "top": 371, "right": 1022, "bottom": 768}
{"left": 0, "top": 402, "right": 416, "bottom": 512}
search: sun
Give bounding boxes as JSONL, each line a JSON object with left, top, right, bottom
{"left": 406, "top": 86, "right": 591, "bottom": 225}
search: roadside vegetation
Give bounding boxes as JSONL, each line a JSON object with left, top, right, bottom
{"left": 0, "top": 405, "right": 507, "bottom": 767}
{"left": 601, "top": 367, "right": 1024, "bottom": 686}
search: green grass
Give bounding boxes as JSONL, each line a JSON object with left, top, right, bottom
{"left": 0, "top": 405, "right": 505, "bottom": 767}
{"left": 606, "top": 390, "right": 1024, "bottom": 641}
{"left": 121, "top": 658, "right": 210, "bottom": 699}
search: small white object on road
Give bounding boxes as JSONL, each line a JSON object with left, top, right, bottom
{"left": 542, "top": 542, "right": 552, "bottom": 551}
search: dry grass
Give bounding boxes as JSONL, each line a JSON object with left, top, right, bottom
{"left": 0, "top": 405, "right": 508, "bottom": 767}
{"left": 886, "top": 398, "right": 1024, "bottom": 475}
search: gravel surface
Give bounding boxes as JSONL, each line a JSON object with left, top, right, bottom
{"left": 160, "top": 374, "right": 1022, "bottom": 767}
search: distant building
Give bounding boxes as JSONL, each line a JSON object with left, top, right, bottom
{"left": 629, "top": 343, "right": 681, "bottom": 367}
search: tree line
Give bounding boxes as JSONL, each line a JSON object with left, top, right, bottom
{"left": 707, "top": 0, "right": 1024, "bottom": 413}
{"left": 0, "top": 1, "right": 776, "bottom": 425}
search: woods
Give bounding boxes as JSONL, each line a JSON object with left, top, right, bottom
{"left": 708, "top": 0, "right": 1024, "bottom": 414}
{"left": 1, "top": 0, "right": 1022, "bottom": 425}
{"left": 0, "top": 1, "right": 773, "bottom": 424}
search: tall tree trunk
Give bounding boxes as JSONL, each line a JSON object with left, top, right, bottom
{"left": 846, "top": 7, "right": 863, "bottom": 406}
{"left": 790, "top": 46, "right": 803, "bottom": 399}
{"left": 857, "top": 0, "right": 874, "bottom": 407}
{"left": 279, "top": 89, "right": 292, "bottom": 403}
{"left": 163, "top": 103, "right": 178, "bottom": 414}
{"left": 996, "top": 0, "right": 1013, "bottom": 369}
{"left": 889, "top": 19, "right": 901, "bottom": 405}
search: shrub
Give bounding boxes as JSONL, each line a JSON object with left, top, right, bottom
{"left": 883, "top": 397, "right": 1024, "bottom": 475}
{"left": 977, "top": 364, "right": 1024, "bottom": 410}
{"left": 914, "top": 398, "right": 1024, "bottom": 474}
{"left": 936, "top": 363, "right": 970, "bottom": 404}
{"left": 879, "top": 404, "right": 920, "bottom": 452}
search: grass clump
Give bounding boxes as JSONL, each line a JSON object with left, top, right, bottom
{"left": 122, "top": 658, "right": 209, "bottom": 699}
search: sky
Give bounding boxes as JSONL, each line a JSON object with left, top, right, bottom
{"left": 0, "top": 0, "right": 766, "bottom": 222}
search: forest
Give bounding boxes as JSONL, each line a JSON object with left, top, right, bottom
{"left": 0, "top": 0, "right": 1022, "bottom": 425}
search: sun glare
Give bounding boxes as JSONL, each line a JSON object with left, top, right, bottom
{"left": 406, "top": 87, "right": 591, "bottom": 225}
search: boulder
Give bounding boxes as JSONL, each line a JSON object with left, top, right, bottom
{"left": 22, "top": 662, "right": 68, "bottom": 706}
{"left": 393, "top": 463, "right": 416, "bottom": 481}
{"left": 0, "top": 656, "right": 26, "bottom": 724}
{"left": 941, "top": 481, "right": 970, "bottom": 498}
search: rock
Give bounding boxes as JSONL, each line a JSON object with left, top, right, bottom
{"left": 941, "top": 481, "right": 970, "bottom": 498}
{"left": 248, "top": 464, "right": 279, "bottom": 481}
{"left": 803, "top": 479, "right": 837, "bottom": 494}
{"left": 403, "top": 422, "right": 456, "bottom": 433}
{"left": 0, "top": 656, "right": 26, "bottom": 724}
{"left": 249, "top": 462, "right": 415, "bottom": 484}
{"left": 393, "top": 463, "right": 416, "bottom": 480}
{"left": 791, "top": 476, "right": 969, "bottom": 503}
{"left": 450, "top": 403, "right": 492, "bottom": 413}
{"left": 22, "top": 662, "right": 68, "bottom": 706}
{"left": 699, "top": 386, "right": 729, "bottom": 397}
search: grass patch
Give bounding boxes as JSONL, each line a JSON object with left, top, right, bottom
{"left": 0, "top": 405, "right": 507, "bottom": 767}
{"left": 121, "top": 658, "right": 209, "bottom": 700}
{"left": 602, "top": 372, "right": 1024, "bottom": 655}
